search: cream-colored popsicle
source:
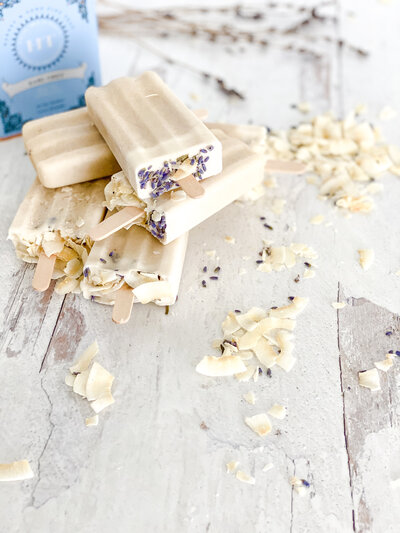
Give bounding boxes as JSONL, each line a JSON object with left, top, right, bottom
{"left": 22, "top": 108, "right": 121, "bottom": 188}
{"left": 85, "top": 72, "right": 223, "bottom": 200}
{"left": 93, "top": 130, "right": 265, "bottom": 244}
{"left": 8, "top": 178, "right": 107, "bottom": 293}
{"left": 22, "top": 107, "right": 209, "bottom": 189}
{"left": 81, "top": 225, "right": 188, "bottom": 323}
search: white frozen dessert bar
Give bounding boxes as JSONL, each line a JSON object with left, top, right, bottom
{"left": 8, "top": 178, "right": 107, "bottom": 293}
{"left": 85, "top": 72, "right": 223, "bottom": 200}
{"left": 81, "top": 224, "right": 188, "bottom": 323}
{"left": 93, "top": 129, "right": 265, "bottom": 244}
{"left": 22, "top": 108, "right": 121, "bottom": 188}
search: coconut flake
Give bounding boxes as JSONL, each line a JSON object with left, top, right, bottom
{"left": 86, "top": 362, "right": 115, "bottom": 402}
{"left": 0, "top": 460, "right": 34, "bottom": 482}
{"left": 224, "top": 236, "right": 235, "bottom": 244}
{"left": 269, "top": 297, "right": 309, "bottom": 319}
{"left": 235, "top": 364, "right": 257, "bottom": 382}
{"left": 297, "top": 102, "right": 311, "bottom": 113}
{"left": 245, "top": 413, "right": 272, "bottom": 437}
{"left": 275, "top": 331, "right": 296, "bottom": 372}
{"left": 262, "top": 463, "right": 274, "bottom": 472}
{"left": 235, "top": 307, "right": 266, "bottom": 331}
{"left": 91, "top": 392, "right": 115, "bottom": 414}
{"left": 73, "top": 368, "right": 90, "bottom": 397}
{"left": 222, "top": 312, "right": 240, "bottom": 336}
{"left": 236, "top": 470, "right": 255, "bottom": 485}
{"left": 359, "top": 368, "right": 381, "bottom": 391}
{"left": 243, "top": 391, "right": 256, "bottom": 405}
{"left": 332, "top": 302, "right": 347, "bottom": 309}
{"left": 379, "top": 106, "right": 397, "bottom": 121}
{"left": 226, "top": 461, "right": 239, "bottom": 474}
{"left": 65, "top": 374, "right": 75, "bottom": 387}
{"left": 358, "top": 249, "right": 374, "bottom": 271}
{"left": 303, "top": 269, "right": 316, "bottom": 279}
{"left": 374, "top": 355, "right": 394, "bottom": 372}
{"left": 205, "top": 250, "right": 216, "bottom": 258}
{"left": 268, "top": 404, "right": 287, "bottom": 419}
{"left": 196, "top": 354, "right": 246, "bottom": 377}
{"left": 70, "top": 340, "right": 99, "bottom": 374}
{"left": 133, "top": 281, "right": 173, "bottom": 304}
{"left": 310, "top": 214, "right": 324, "bottom": 225}
{"left": 85, "top": 415, "right": 99, "bottom": 427}
{"left": 253, "top": 337, "right": 277, "bottom": 368}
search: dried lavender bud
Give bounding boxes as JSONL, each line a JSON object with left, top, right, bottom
{"left": 202, "top": 280, "right": 207, "bottom": 287}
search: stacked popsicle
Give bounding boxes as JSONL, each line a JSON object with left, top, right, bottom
{"left": 8, "top": 71, "right": 304, "bottom": 324}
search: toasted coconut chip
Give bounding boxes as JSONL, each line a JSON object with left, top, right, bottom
{"left": 275, "top": 331, "right": 296, "bottom": 372}
{"left": 70, "top": 340, "right": 99, "bottom": 374}
{"left": 224, "top": 236, "right": 235, "bottom": 244}
{"left": 86, "top": 362, "right": 115, "bottom": 401}
{"left": 64, "top": 257, "right": 83, "bottom": 278}
{"left": 0, "top": 460, "right": 34, "bottom": 482}
{"left": 359, "top": 368, "right": 381, "bottom": 391}
{"left": 196, "top": 354, "right": 246, "bottom": 377}
{"left": 243, "top": 391, "right": 256, "bottom": 405}
{"left": 269, "top": 297, "right": 309, "bottom": 319}
{"left": 235, "top": 307, "right": 267, "bottom": 331}
{"left": 262, "top": 463, "right": 274, "bottom": 472}
{"left": 237, "top": 350, "right": 254, "bottom": 361}
{"left": 290, "top": 476, "right": 307, "bottom": 496}
{"left": 303, "top": 269, "right": 316, "bottom": 279}
{"left": 226, "top": 460, "right": 239, "bottom": 474}
{"left": 268, "top": 404, "right": 287, "bottom": 419}
{"left": 253, "top": 337, "right": 277, "bottom": 368}
{"left": 245, "top": 413, "right": 272, "bottom": 437}
{"left": 205, "top": 250, "right": 216, "bottom": 258}
{"left": 236, "top": 470, "right": 255, "bottom": 485}
{"left": 238, "top": 328, "right": 263, "bottom": 351}
{"left": 222, "top": 312, "right": 240, "bottom": 336}
{"left": 85, "top": 415, "right": 99, "bottom": 427}
{"left": 332, "top": 301, "right": 346, "bottom": 309}
{"left": 55, "top": 276, "right": 80, "bottom": 295}
{"left": 133, "top": 281, "right": 173, "bottom": 304}
{"left": 297, "top": 101, "right": 311, "bottom": 113}
{"left": 235, "top": 364, "right": 257, "bottom": 382}
{"left": 310, "top": 214, "right": 324, "bottom": 225}
{"left": 238, "top": 317, "right": 295, "bottom": 350}
{"left": 65, "top": 374, "right": 75, "bottom": 387}
{"left": 374, "top": 357, "right": 393, "bottom": 372}
{"left": 91, "top": 392, "right": 115, "bottom": 414}
{"left": 358, "top": 249, "right": 374, "bottom": 271}
{"left": 73, "top": 368, "right": 90, "bottom": 397}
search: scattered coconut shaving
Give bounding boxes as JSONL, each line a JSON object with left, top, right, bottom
{"left": 310, "top": 214, "right": 324, "bottom": 225}
{"left": 236, "top": 470, "right": 255, "bottom": 485}
{"left": 245, "top": 413, "right": 272, "bottom": 437}
{"left": 290, "top": 476, "right": 308, "bottom": 496}
{"left": 257, "top": 243, "right": 318, "bottom": 274}
{"left": 358, "top": 249, "right": 375, "bottom": 271}
{"left": 297, "top": 102, "right": 311, "bottom": 114}
{"left": 374, "top": 353, "right": 394, "bottom": 372}
{"left": 0, "top": 460, "right": 34, "bottom": 482}
{"left": 332, "top": 302, "right": 347, "bottom": 309}
{"left": 379, "top": 106, "right": 397, "bottom": 121}
{"left": 196, "top": 352, "right": 246, "bottom": 377}
{"left": 268, "top": 404, "right": 287, "bottom": 420}
{"left": 262, "top": 463, "right": 274, "bottom": 472}
{"left": 226, "top": 460, "right": 239, "bottom": 474}
{"left": 65, "top": 340, "right": 115, "bottom": 425}
{"left": 264, "top": 109, "right": 400, "bottom": 212}
{"left": 243, "top": 391, "right": 256, "bottom": 405}
{"left": 358, "top": 368, "right": 381, "bottom": 391}
{"left": 224, "top": 236, "right": 236, "bottom": 244}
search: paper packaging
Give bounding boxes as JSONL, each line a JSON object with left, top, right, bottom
{"left": 0, "top": 0, "right": 101, "bottom": 140}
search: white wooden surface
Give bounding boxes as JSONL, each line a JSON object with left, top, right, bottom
{"left": 1, "top": 1, "right": 400, "bottom": 532}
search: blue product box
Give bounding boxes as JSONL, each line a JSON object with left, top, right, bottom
{"left": 0, "top": 0, "right": 101, "bottom": 139}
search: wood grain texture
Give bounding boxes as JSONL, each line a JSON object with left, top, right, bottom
{"left": 0, "top": 1, "right": 399, "bottom": 532}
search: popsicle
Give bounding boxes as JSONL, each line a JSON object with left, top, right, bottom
{"left": 81, "top": 224, "right": 188, "bottom": 323}
{"left": 22, "top": 107, "right": 209, "bottom": 189}
{"left": 85, "top": 72, "right": 223, "bottom": 200}
{"left": 8, "top": 178, "right": 107, "bottom": 293}
{"left": 90, "top": 129, "right": 265, "bottom": 244}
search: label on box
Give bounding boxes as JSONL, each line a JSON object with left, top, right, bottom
{"left": 0, "top": 0, "right": 101, "bottom": 139}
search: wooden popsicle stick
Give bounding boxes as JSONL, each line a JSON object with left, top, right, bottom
{"left": 89, "top": 206, "right": 144, "bottom": 242}
{"left": 174, "top": 171, "right": 205, "bottom": 198}
{"left": 32, "top": 253, "right": 56, "bottom": 292}
{"left": 193, "top": 108, "right": 208, "bottom": 121}
{"left": 112, "top": 284, "right": 134, "bottom": 324}
{"left": 265, "top": 160, "right": 306, "bottom": 174}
